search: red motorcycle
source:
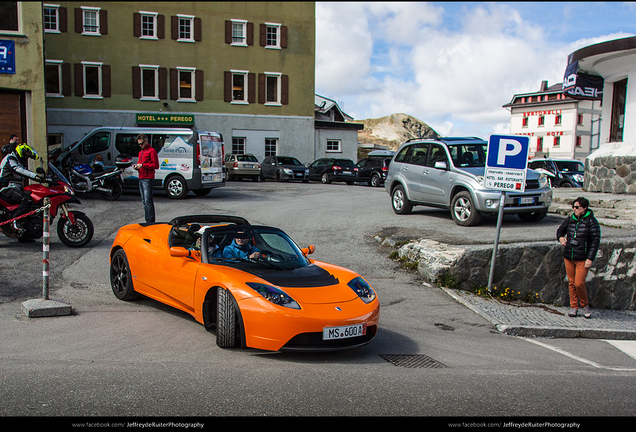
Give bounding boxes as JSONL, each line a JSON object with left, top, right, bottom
{"left": 0, "top": 163, "right": 94, "bottom": 247}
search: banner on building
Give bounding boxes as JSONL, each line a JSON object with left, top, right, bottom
{"left": 562, "top": 60, "right": 603, "bottom": 100}
{"left": 0, "top": 40, "right": 16, "bottom": 74}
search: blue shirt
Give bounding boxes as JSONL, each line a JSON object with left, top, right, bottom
{"left": 222, "top": 239, "right": 260, "bottom": 259}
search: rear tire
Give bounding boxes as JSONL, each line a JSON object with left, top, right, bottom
{"left": 217, "top": 288, "right": 240, "bottom": 348}
{"left": 110, "top": 249, "right": 139, "bottom": 300}
{"left": 99, "top": 180, "right": 122, "bottom": 201}
{"left": 391, "top": 185, "right": 412, "bottom": 214}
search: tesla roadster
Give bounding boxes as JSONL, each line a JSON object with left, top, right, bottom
{"left": 109, "top": 215, "right": 379, "bottom": 351}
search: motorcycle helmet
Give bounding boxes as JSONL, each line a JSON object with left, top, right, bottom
{"left": 15, "top": 143, "right": 39, "bottom": 160}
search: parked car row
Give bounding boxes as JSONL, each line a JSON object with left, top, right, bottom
{"left": 224, "top": 153, "right": 395, "bottom": 186}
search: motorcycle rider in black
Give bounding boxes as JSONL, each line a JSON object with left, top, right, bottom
{"left": 0, "top": 143, "right": 44, "bottom": 234}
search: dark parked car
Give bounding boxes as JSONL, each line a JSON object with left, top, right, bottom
{"left": 261, "top": 156, "right": 309, "bottom": 182}
{"left": 308, "top": 158, "right": 358, "bottom": 184}
{"left": 528, "top": 158, "right": 585, "bottom": 187}
{"left": 357, "top": 157, "right": 392, "bottom": 187}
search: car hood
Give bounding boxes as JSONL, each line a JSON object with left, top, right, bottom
{"left": 280, "top": 164, "right": 307, "bottom": 170}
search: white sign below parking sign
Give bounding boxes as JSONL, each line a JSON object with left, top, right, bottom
{"left": 485, "top": 135, "right": 530, "bottom": 192}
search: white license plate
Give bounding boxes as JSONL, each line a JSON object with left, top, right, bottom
{"left": 520, "top": 197, "right": 535, "bottom": 204}
{"left": 323, "top": 323, "right": 366, "bottom": 340}
{"left": 243, "top": 164, "right": 253, "bottom": 168}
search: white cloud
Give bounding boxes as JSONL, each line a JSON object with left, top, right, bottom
{"left": 315, "top": 2, "right": 636, "bottom": 138}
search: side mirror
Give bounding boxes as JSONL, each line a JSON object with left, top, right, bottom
{"left": 301, "top": 245, "right": 315, "bottom": 256}
{"left": 170, "top": 247, "right": 198, "bottom": 260}
{"left": 434, "top": 161, "right": 447, "bottom": 170}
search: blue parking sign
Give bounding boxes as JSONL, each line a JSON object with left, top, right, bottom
{"left": 0, "top": 40, "right": 16, "bottom": 74}
{"left": 487, "top": 135, "right": 529, "bottom": 170}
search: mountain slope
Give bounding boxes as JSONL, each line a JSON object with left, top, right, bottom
{"left": 354, "top": 113, "right": 438, "bottom": 151}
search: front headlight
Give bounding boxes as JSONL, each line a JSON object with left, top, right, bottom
{"left": 573, "top": 174, "right": 584, "bottom": 183}
{"left": 348, "top": 277, "right": 376, "bottom": 304}
{"left": 64, "top": 185, "right": 75, "bottom": 195}
{"left": 539, "top": 173, "right": 549, "bottom": 188}
{"left": 246, "top": 282, "right": 300, "bottom": 309}
{"left": 284, "top": 168, "right": 293, "bottom": 175}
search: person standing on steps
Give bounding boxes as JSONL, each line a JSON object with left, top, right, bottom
{"left": 556, "top": 197, "right": 601, "bottom": 319}
{"left": 133, "top": 134, "right": 159, "bottom": 223}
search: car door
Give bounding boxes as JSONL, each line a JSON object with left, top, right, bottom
{"left": 262, "top": 156, "right": 275, "bottom": 178}
{"left": 308, "top": 159, "right": 323, "bottom": 180}
{"left": 357, "top": 158, "right": 370, "bottom": 182}
{"left": 398, "top": 143, "right": 428, "bottom": 202}
{"left": 421, "top": 143, "right": 451, "bottom": 204}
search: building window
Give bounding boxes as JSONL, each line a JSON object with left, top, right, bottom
{"left": 259, "top": 72, "right": 282, "bottom": 105}
{"left": 610, "top": 78, "right": 628, "bottom": 142}
{"left": 232, "top": 70, "right": 248, "bottom": 103}
{"left": 327, "top": 140, "right": 342, "bottom": 152}
{"left": 43, "top": 4, "right": 60, "bottom": 32}
{"left": 555, "top": 114, "right": 562, "bottom": 125}
{"left": 178, "top": 15, "right": 194, "bottom": 41}
{"left": 553, "top": 136, "right": 560, "bottom": 147}
{"left": 140, "top": 65, "right": 159, "bottom": 99}
{"left": 82, "top": 62, "right": 102, "bottom": 97}
{"left": 536, "top": 137, "right": 543, "bottom": 153}
{"left": 81, "top": 7, "right": 101, "bottom": 35}
{"left": 522, "top": 117, "right": 528, "bottom": 127}
{"left": 232, "top": 20, "right": 247, "bottom": 45}
{"left": 0, "top": 2, "right": 19, "bottom": 32}
{"left": 45, "top": 60, "right": 63, "bottom": 96}
{"left": 576, "top": 136, "right": 582, "bottom": 147}
{"left": 178, "top": 67, "right": 195, "bottom": 101}
{"left": 265, "top": 138, "right": 277, "bottom": 156}
{"left": 140, "top": 12, "right": 157, "bottom": 39}
{"left": 538, "top": 116, "right": 544, "bottom": 126}
{"left": 232, "top": 137, "right": 245, "bottom": 154}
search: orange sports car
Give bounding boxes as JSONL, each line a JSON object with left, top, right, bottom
{"left": 109, "top": 215, "right": 379, "bottom": 352}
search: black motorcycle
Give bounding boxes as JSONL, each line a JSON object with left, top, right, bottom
{"left": 57, "top": 153, "right": 133, "bottom": 201}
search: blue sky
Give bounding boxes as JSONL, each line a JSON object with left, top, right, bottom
{"left": 315, "top": 2, "right": 636, "bottom": 138}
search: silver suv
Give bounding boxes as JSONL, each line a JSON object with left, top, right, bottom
{"left": 385, "top": 137, "right": 552, "bottom": 226}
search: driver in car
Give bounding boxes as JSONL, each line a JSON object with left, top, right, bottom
{"left": 223, "top": 231, "right": 261, "bottom": 260}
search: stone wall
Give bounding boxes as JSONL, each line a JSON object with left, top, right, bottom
{"left": 393, "top": 238, "right": 636, "bottom": 311}
{"left": 584, "top": 155, "right": 636, "bottom": 194}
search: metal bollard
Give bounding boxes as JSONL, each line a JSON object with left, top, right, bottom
{"left": 43, "top": 197, "right": 50, "bottom": 300}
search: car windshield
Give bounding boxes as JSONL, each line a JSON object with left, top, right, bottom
{"left": 448, "top": 143, "right": 487, "bottom": 168}
{"left": 277, "top": 157, "right": 302, "bottom": 166}
{"left": 555, "top": 161, "right": 584, "bottom": 172}
{"left": 334, "top": 159, "right": 356, "bottom": 168}
{"left": 204, "top": 226, "right": 309, "bottom": 270}
{"left": 237, "top": 155, "right": 258, "bottom": 162}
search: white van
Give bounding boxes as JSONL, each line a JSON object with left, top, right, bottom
{"left": 65, "top": 127, "right": 225, "bottom": 199}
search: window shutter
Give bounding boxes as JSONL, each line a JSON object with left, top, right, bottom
{"left": 281, "top": 75, "right": 288, "bottom": 105}
{"left": 281, "top": 26, "right": 287, "bottom": 48}
{"left": 248, "top": 73, "right": 255, "bottom": 103}
{"left": 224, "top": 71, "right": 232, "bottom": 102}
{"left": 225, "top": 21, "right": 232, "bottom": 44}
{"left": 59, "top": 7, "right": 68, "bottom": 32}
{"left": 170, "top": 69, "right": 178, "bottom": 100}
{"left": 194, "top": 17, "right": 201, "bottom": 41}
{"left": 259, "top": 24, "right": 266, "bottom": 47}
{"left": 159, "top": 68, "right": 167, "bottom": 100}
{"left": 62, "top": 63, "right": 71, "bottom": 96}
{"left": 132, "top": 66, "right": 141, "bottom": 99}
{"left": 171, "top": 16, "right": 178, "bottom": 40}
{"left": 133, "top": 13, "right": 141, "bottom": 37}
{"left": 258, "top": 73, "right": 265, "bottom": 104}
{"left": 74, "top": 8, "right": 82, "bottom": 33}
{"left": 74, "top": 64, "right": 83, "bottom": 96}
{"left": 195, "top": 70, "right": 204, "bottom": 101}
{"left": 102, "top": 65, "right": 111, "bottom": 97}
{"left": 100, "top": 10, "right": 108, "bottom": 35}
{"left": 247, "top": 22, "right": 254, "bottom": 45}
{"left": 157, "top": 15, "right": 165, "bottom": 39}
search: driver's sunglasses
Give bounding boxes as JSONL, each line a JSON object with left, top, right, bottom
{"left": 572, "top": 205, "right": 582, "bottom": 209}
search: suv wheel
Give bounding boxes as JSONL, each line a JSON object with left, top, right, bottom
{"left": 370, "top": 173, "right": 381, "bottom": 187}
{"left": 451, "top": 191, "right": 482, "bottom": 226}
{"left": 391, "top": 185, "right": 412, "bottom": 214}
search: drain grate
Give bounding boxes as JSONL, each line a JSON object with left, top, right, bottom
{"left": 379, "top": 354, "right": 448, "bottom": 368}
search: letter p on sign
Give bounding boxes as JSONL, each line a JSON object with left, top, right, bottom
{"left": 497, "top": 139, "right": 522, "bottom": 165}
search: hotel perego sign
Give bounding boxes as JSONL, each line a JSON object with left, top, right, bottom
{"left": 136, "top": 113, "right": 194, "bottom": 125}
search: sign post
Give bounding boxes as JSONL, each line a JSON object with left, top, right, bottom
{"left": 485, "top": 135, "right": 530, "bottom": 290}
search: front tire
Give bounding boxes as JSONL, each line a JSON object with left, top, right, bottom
{"left": 391, "top": 185, "right": 412, "bottom": 214}
{"left": 110, "top": 249, "right": 139, "bottom": 300}
{"left": 451, "top": 191, "right": 482, "bottom": 226}
{"left": 57, "top": 212, "right": 94, "bottom": 247}
{"left": 165, "top": 176, "right": 188, "bottom": 199}
{"left": 217, "top": 288, "right": 240, "bottom": 348}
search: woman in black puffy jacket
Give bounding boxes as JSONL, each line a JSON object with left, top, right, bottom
{"left": 556, "top": 197, "right": 601, "bottom": 318}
